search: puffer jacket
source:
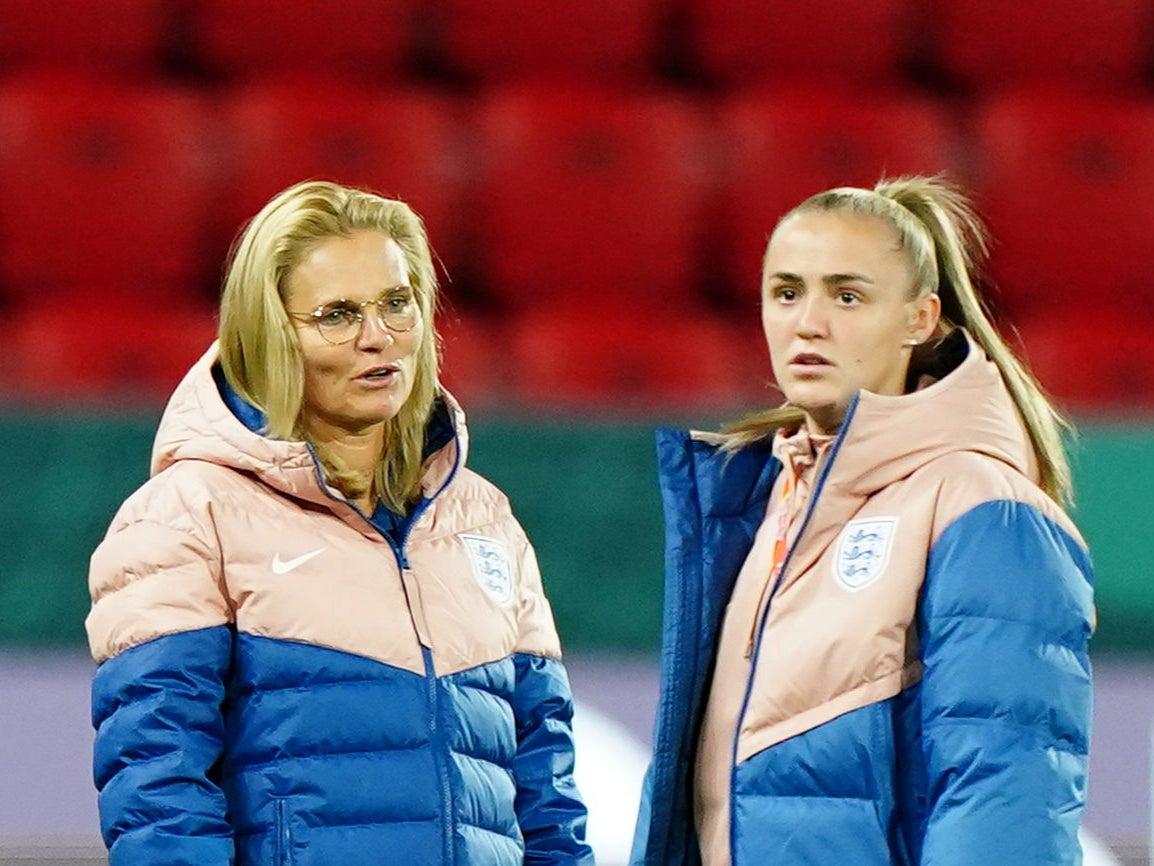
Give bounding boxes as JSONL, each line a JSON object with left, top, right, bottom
{"left": 631, "top": 330, "right": 1094, "bottom": 866}
{"left": 87, "top": 343, "right": 594, "bottom": 866}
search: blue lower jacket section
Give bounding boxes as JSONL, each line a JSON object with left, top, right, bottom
{"left": 92, "top": 631, "right": 593, "bottom": 866}
{"left": 632, "top": 429, "right": 1094, "bottom": 866}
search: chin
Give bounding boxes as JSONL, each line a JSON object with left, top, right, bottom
{"left": 789, "top": 393, "right": 849, "bottom": 433}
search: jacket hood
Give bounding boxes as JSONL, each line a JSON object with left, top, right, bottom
{"left": 829, "top": 328, "right": 1038, "bottom": 498}
{"left": 150, "top": 342, "right": 468, "bottom": 509}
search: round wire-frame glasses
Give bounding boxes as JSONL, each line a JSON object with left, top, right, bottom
{"left": 288, "top": 290, "right": 420, "bottom": 345}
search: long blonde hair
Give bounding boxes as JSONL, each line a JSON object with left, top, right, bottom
{"left": 218, "top": 180, "right": 441, "bottom": 513}
{"left": 725, "top": 175, "right": 1073, "bottom": 504}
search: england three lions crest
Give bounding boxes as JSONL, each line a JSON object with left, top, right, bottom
{"left": 833, "top": 517, "right": 898, "bottom": 592}
{"left": 460, "top": 534, "right": 514, "bottom": 606}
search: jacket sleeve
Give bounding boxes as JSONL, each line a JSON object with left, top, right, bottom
{"left": 88, "top": 497, "right": 235, "bottom": 866}
{"left": 917, "top": 499, "right": 1094, "bottom": 865}
{"left": 512, "top": 653, "right": 596, "bottom": 865}
{"left": 510, "top": 532, "right": 595, "bottom": 865}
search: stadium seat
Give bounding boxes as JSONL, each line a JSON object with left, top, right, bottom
{"left": 0, "top": 76, "right": 213, "bottom": 304}
{"left": 473, "top": 86, "right": 708, "bottom": 310}
{"left": 8, "top": 298, "right": 218, "bottom": 402}
{"left": 507, "top": 305, "right": 748, "bottom": 411}
{"left": 436, "top": 0, "right": 662, "bottom": 84}
{"left": 690, "top": 0, "right": 916, "bottom": 89}
{"left": 1016, "top": 311, "right": 1154, "bottom": 411}
{"left": 718, "top": 87, "right": 959, "bottom": 302}
{"left": 216, "top": 82, "right": 464, "bottom": 274}
{"left": 974, "top": 91, "right": 1154, "bottom": 318}
{"left": 437, "top": 311, "right": 511, "bottom": 409}
{"left": 194, "top": 0, "right": 414, "bottom": 83}
{"left": 0, "top": 0, "right": 169, "bottom": 80}
{"left": 929, "top": 0, "right": 1153, "bottom": 93}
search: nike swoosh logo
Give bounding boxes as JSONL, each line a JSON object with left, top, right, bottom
{"left": 271, "top": 548, "right": 326, "bottom": 574}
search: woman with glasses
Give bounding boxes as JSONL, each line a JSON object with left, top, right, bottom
{"left": 86, "top": 180, "right": 594, "bottom": 866}
{"left": 630, "top": 176, "right": 1093, "bottom": 866}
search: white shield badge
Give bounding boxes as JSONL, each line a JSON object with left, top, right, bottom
{"left": 460, "top": 534, "right": 514, "bottom": 606}
{"left": 832, "top": 517, "right": 898, "bottom": 592}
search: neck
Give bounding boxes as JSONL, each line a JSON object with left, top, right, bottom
{"left": 803, "top": 408, "right": 843, "bottom": 437}
{"left": 305, "top": 417, "right": 385, "bottom": 501}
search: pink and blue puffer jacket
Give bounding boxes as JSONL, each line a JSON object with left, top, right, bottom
{"left": 631, "top": 331, "right": 1094, "bottom": 866}
{"left": 87, "top": 344, "right": 594, "bottom": 866}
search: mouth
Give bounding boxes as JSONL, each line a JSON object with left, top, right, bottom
{"left": 789, "top": 352, "right": 833, "bottom": 368}
{"left": 355, "top": 363, "right": 401, "bottom": 385}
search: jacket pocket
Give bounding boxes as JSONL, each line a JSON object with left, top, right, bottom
{"left": 273, "top": 797, "right": 293, "bottom": 866}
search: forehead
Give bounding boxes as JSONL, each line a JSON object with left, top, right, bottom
{"left": 286, "top": 230, "right": 408, "bottom": 303}
{"left": 765, "top": 210, "right": 910, "bottom": 279}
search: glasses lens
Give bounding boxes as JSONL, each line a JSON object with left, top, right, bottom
{"left": 316, "top": 307, "right": 359, "bottom": 344}
{"left": 382, "top": 305, "right": 418, "bottom": 332}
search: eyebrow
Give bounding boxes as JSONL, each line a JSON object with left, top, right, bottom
{"left": 767, "top": 271, "right": 875, "bottom": 285}
{"left": 320, "top": 285, "right": 413, "bottom": 303}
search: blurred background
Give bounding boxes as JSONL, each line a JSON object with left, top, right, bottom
{"left": 1, "top": 0, "right": 1152, "bottom": 863}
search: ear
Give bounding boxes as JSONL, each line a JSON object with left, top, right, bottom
{"left": 906, "top": 292, "right": 941, "bottom": 346}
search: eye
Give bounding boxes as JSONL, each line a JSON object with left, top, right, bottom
{"left": 772, "top": 285, "right": 800, "bottom": 303}
{"left": 836, "top": 290, "right": 862, "bottom": 306}
{"left": 317, "top": 303, "right": 359, "bottom": 326}
{"left": 384, "top": 290, "right": 414, "bottom": 312}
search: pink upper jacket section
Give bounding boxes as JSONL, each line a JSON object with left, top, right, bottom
{"left": 87, "top": 343, "right": 562, "bottom": 673}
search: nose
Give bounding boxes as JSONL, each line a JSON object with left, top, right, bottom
{"left": 355, "top": 307, "right": 395, "bottom": 349}
{"left": 795, "top": 293, "right": 829, "bottom": 339}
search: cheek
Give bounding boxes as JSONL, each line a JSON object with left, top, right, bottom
{"left": 299, "top": 348, "right": 351, "bottom": 399}
{"left": 761, "top": 309, "right": 788, "bottom": 351}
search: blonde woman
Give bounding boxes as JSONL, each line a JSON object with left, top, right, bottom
{"left": 87, "top": 181, "right": 594, "bottom": 866}
{"left": 631, "top": 177, "right": 1093, "bottom": 865}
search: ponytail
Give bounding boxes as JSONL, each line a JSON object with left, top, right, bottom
{"left": 874, "top": 177, "right": 1072, "bottom": 504}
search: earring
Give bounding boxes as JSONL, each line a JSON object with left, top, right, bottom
{"left": 904, "top": 338, "right": 921, "bottom": 347}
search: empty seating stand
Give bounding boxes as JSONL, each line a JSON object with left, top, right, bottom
{"left": 717, "top": 87, "right": 958, "bottom": 300}
{"left": 436, "top": 0, "right": 664, "bottom": 84}
{"left": 0, "top": 75, "right": 213, "bottom": 304}
{"left": 974, "top": 90, "right": 1154, "bottom": 319}
{"left": 193, "top": 0, "right": 415, "bottom": 84}
{"left": 689, "top": 0, "right": 918, "bottom": 89}
{"left": 216, "top": 81, "right": 465, "bottom": 272}
{"left": 472, "top": 85, "right": 709, "bottom": 311}
{"left": 930, "top": 0, "right": 1153, "bottom": 94}
{"left": 0, "top": 0, "right": 169, "bottom": 81}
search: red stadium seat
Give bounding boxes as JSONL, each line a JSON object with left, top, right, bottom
{"left": 473, "top": 86, "right": 708, "bottom": 310}
{"left": 1016, "top": 311, "right": 1154, "bottom": 411}
{"left": 437, "top": 311, "right": 511, "bottom": 410}
{"left": 718, "top": 87, "right": 959, "bottom": 302}
{"left": 974, "top": 91, "right": 1154, "bottom": 318}
{"left": 217, "top": 82, "right": 464, "bottom": 274}
{"left": 8, "top": 298, "right": 218, "bottom": 401}
{"left": 0, "top": 76, "right": 213, "bottom": 304}
{"left": 930, "top": 0, "right": 1153, "bottom": 93}
{"left": 690, "top": 0, "right": 916, "bottom": 89}
{"left": 508, "top": 305, "right": 748, "bottom": 411}
{"left": 194, "top": 0, "right": 414, "bottom": 83}
{"left": 437, "top": 0, "right": 662, "bottom": 84}
{"left": 0, "top": 0, "right": 168, "bottom": 80}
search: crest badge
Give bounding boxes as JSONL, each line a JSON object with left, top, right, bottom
{"left": 832, "top": 517, "right": 898, "bottom": 592}
{"left": 460, "top": 534, "right": 514, "bottom": 606}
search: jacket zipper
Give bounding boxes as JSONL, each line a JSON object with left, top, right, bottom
{"left": 274, "top": 797, "right": 291, "bottom": 866}
{"left": 727, "top": 395, "right": 859, "bottom": 864}
{"left": 306, "top": 429, "right": 463, "bottom": 865}
{"left": 393, "top": 544, "right": 455, "bottom": 866}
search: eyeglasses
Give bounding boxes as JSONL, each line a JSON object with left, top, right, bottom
{"left": 288, "top": 288, "right": 420, "bottom": 345}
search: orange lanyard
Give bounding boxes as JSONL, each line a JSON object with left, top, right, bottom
{"left": 746, "top": 468, "right": 797, "bottom": 659}
{"left": 768, "top": 469, "right": 796, "bottom": 581}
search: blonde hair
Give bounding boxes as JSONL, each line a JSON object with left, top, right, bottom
{"left": 218, "top": 180, "right": 441, "bottom": 513}
{"left": 725, "top": 175, "right": 1073, "bottom": 504}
